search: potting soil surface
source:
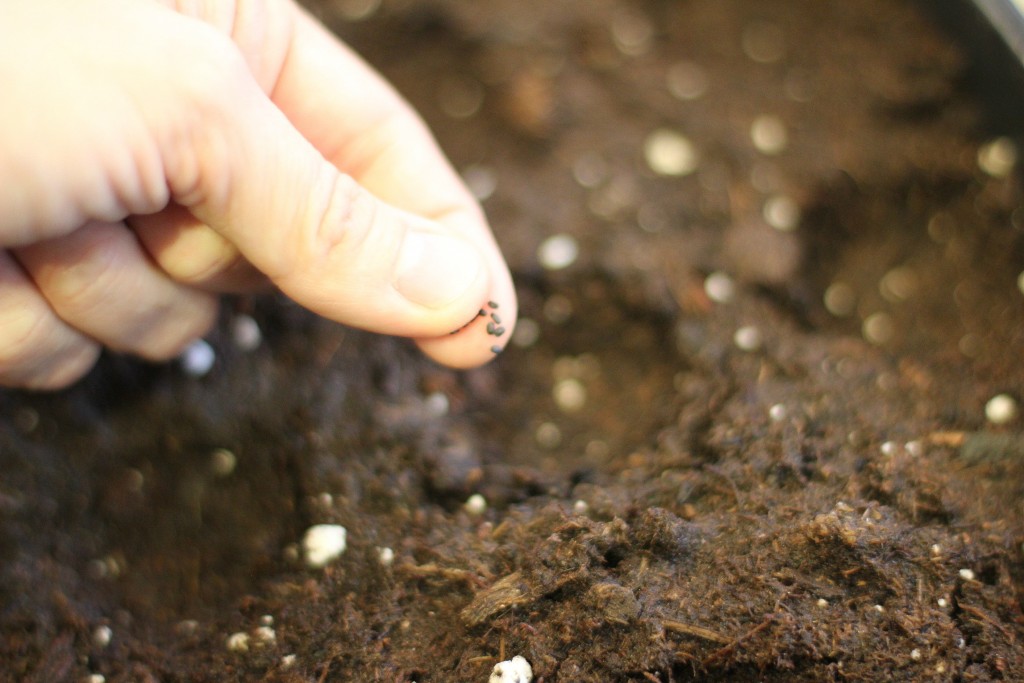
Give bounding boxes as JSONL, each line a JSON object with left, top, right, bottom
{"left": 4, "top": 0, "right": 1024, "bottom": 680}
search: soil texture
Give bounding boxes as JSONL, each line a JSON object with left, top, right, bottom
{"left": 4, "top": 0, "right": 1024, "bottom": 681}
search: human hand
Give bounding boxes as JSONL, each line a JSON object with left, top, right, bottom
{"left": 0, "top": 0, "right": 516, "bottom": 389}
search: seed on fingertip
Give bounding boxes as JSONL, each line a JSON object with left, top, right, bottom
{"left": 491, "top": 345, "right": 503, "bottom": 354}
{"left": 491, "top": 314, "right": 502, "bottom": 324}
{"left": 488, "top": 301, "right": 499, "bottom": 309}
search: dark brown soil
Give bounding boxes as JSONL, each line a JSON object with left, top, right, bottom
{"left": 5, "top": 0, "right": 1024, "bottom": 681}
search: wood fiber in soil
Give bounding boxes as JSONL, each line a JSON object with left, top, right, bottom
{"left": 4, "top": 0, "right": 1024, "bottom": 681}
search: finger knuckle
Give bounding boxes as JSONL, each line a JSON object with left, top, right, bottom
{"left": 43, "top": 234, "right": 126, "bottom": 316}
{"left": 312, "top": 172, "right": 377, "bottom": 263}
{"left": 0, "top": 311, "right": 97, "bottom": 390}
{"left": 20, "top": 346, "right": 100, "bottom": 391}
{"left": 133, "top": 296, "right": 219, "bottom": 362}
{"left": 158, "top": 28, "right": 252, "bottom": 204}
{"left": 162, "top": 245, "right": 245, "bottom": 286}
{"left": 173, "top": 29, "right": 250, "bottom": 111}
{"left": 271, "top": 171, "right": 376, "bottom": 287}
{"left": 0, "top": 306, "right": 55, "bottom": 371}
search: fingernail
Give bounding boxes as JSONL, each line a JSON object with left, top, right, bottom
{"left": 395, "top": 231, "right": 484, "bottom": 309}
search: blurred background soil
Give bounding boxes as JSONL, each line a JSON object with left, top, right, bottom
{"left": 4, "top": 0, "right": 1024, "bottom": 680}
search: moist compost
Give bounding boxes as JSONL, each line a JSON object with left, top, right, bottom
{"left": 4, "top": 0, "right": 1024, "bottom": 681}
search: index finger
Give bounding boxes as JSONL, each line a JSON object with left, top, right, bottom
{"left": 267, "top": 6, "right": 517, "bottom": 366}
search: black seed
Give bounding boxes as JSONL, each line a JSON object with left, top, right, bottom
{"left": 488, "top": 301, "right": 499, "bottom": 309}
{"left": 486, "top": 322, "right": 496, "bottom": 334}
{"left": 491, "top": 314, "right": 502, "bottom": 324}
{"left": 478, "top": 309, "right": 487, "bottom": 317}
{"left": 491, "top": 345, "right": 502, "bottom": 354}
{"left": 495, "top": 327, "right": 506, "bottom": 336}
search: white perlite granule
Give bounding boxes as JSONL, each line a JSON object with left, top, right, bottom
{"left": 985, "top": 393, "right": 1018, "bottom": 425}
{"left": 179, "top": 339, "right": 216, "bottom": 377}
{"left": 489, "top": 655, "right": 533, "bottom": 683}
{"left": 644, "top": 129, "right": 699, "bottom": 176}
{"left": 302, "top": 524, "right": 347, "bottom": 569}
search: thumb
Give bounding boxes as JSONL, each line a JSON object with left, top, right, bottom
{"left": 160, "top": 49, "right": 491, "bottom": 341}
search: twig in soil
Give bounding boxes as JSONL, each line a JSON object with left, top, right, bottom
{"left": 960, "top": 603, "right": 1016, "bottom": 644}
{"left": 460, "top": 572, "right": 532, "bottom": 627}
{"left": 700, "top": 613, "right": 778, "bottom": 667}
{"left": 662, "top": 619, "right": 731, "bottom": 645}
{"left": 927, "top": 431, "right": 966, "bottom": 447}
{"left": 317, "top": 655, "right": 337, "bottom": 683}
{"left": 396, "top": 562, "right": 487, "bottom": 587}
{"left": 465, "top": 655, "right": 498, "bottom": 667}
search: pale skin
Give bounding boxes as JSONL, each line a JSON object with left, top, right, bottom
{"left": 0, "top": 0, "right": 517, "bottom": 390}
